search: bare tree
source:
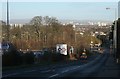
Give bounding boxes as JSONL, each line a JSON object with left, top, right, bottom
{"left": 30, "top": 16, "right": 42, "bottom": 41}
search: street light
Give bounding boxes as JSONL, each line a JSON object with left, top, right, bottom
{"left": 6, "top": 0, "right": 10, "bottom": 42}
{"left": 106, "top": 7, "right": 118, "bottom": 63}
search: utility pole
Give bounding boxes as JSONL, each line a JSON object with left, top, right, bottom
{"left": 106, "top": 7, "right": 118, "bottom": 63}
{"left": 7, "top": 0, "right": 10, "bottom": 42}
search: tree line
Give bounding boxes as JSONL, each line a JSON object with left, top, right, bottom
{"left": 2, "top": 16, "right": 101, "bottom": 51}
{"left": 1, "top": 16, "right": 110, "bottom": 67}
{"left": 2, "top": 16, "right": 76, "bottom": 50}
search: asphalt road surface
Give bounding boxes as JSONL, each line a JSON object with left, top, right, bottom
{"left": 2, "top": 49, "right": 110, "bottom": 79}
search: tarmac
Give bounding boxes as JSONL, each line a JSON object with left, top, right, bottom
{"left": 96, "top": 53, "right": 120, "bottom": 78}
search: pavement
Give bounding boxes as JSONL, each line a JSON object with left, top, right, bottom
{"left": 96, "top": 54, "right": 120, "bottom": 78}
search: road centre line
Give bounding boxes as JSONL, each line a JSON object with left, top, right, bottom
{"left": 3, "top": 73, "right": 19, "bottom": 77}
{"left": 61, "top": 69, "right": 69, "bottom": 73}
{"left": 3, "top": 69, "right": 37, "bottom": 77}
{"left": 41, "top": 70, "right": 51, "bottom": 73}
{"left": 49, "top": 74, "right": 59, "bottom": 78}
{"left": 24, "top": 70, "right": 36, "bottom": 73}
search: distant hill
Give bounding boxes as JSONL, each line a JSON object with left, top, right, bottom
{"left": 3, "top": 19, "right": 112, "bottom": 24}
{"left": 59, "top": 19, "right": 113, "bottom": 25}
{"left": 10, "top": 19, "right": 30, "bottom": 24}
{"left": 3, "top": 19, "right": 30, "bottom": 24}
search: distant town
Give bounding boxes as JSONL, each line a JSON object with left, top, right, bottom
{"left": 1, "top": 19, "right": 112, "bottom": 29}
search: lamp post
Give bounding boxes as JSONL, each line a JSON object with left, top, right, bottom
{"left": 6, "top": 0, "right": 10, "bottom": 42}
{"left": 106, "top": 7, "right": 117, "bottom": 63}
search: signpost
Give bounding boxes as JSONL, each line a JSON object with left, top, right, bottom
{"left": 56, "top": 44, "right": 67, "bottom": 55}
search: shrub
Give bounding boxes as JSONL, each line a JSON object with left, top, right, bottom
{"left": 23, "top": 51, "right": 35, "bottom": 64}
{"left": 2, "top": 49, "right": 23, "bottom": 66}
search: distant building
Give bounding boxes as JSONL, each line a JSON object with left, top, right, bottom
{"left": 97, "top": 22, "right": 107, "bottom": 26}
{"left": 100, "top": 32, "right": 106, "bottom": 35}
{"left": 10, "top": 23, "right": 23, "bottom": 29}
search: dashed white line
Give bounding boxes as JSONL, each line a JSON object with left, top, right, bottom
{"left": 24, "top": 70, "right": 36, "bottom": 73}
{"left": 61, "top": 66, "right": 81, "bottom": 74}
{"left": 3, "top": 73, "right": 19, "bottom": 77}
{"left": 3, "top": 70, "right": 36, "bottom": 77}
{"left": 61, "top": 71, "right": 66, "bottom": 73}
{"left": 72, "top": 67, "right": 77, "bottom": 70}
{"left": 41, "top": 70, "right": 51, "bottom": 73}
{"left": 49, "top": 74, "right": 59, "bottom": 78}
{"left": 61, "top": 69, "right": 69, "bottom": 73}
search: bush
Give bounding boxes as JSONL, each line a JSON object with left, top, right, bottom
{"left": 42, "top": 50, "right": 66, "bottom": 62}
{"left": 2, "top": 49, "right": 23, "bottom": 67}
{"left": 51, "top": 53, "right": 65, "bottom": 62}
{"left": 23, "top": 51, "right": 35, "bottom": 64}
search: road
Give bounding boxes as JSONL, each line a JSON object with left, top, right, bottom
{"left": 2, "top": 49, "right": 110, "bottom": 79}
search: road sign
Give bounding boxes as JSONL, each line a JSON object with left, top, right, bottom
{"left": 56, "top": 44, "right": 67, "bottom": 55}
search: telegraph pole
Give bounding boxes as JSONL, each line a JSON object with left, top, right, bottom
{"left": 106, "top": 7, "right": 118, "bottom": 63}
{"left": 7, "top": 0, "right": 10, "bottom": 41}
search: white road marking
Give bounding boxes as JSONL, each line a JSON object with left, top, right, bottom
{"left": 49, "top": 74, "right": 59, "bottom": 78}
{"left": 41, "top": 70, "right": 51, "bottom": 73}
{"left": 77, "top": 65, "right": 81, "bottom": 68}
{"left": 72, "top": 67, "right": 77, "bottom": 70}
{"left": 64, "top": 69, "right": 69, "bottom": 72}
{"left": 61, "top": 66, "right": 81, "bottom": 74}
{"left": 61, "top": 69, "right": 69, "bottom": 73}
{"left": 61, "top": 71, "right": 67, "bottom": 73}
{"left": 3, "top": 69, "right": 36, "bottom": 77}
{"left": 3, "top": 73, "right": 19, "bottom": 77}
{"left": 24, "top": 70, "right": 36, "bottom": 73}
